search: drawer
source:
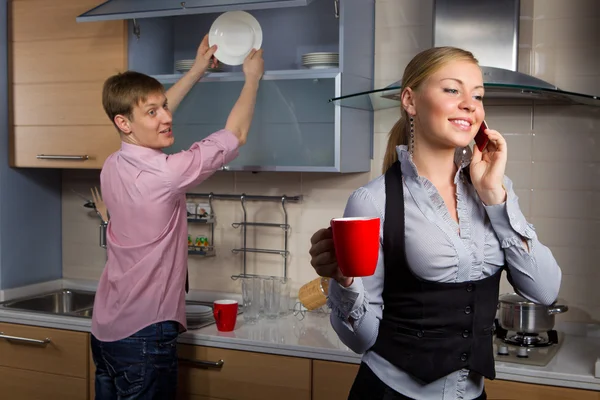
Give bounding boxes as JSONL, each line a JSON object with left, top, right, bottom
{"left": 11, "top": 36, "right": 127, "bottom": 84}
{"left": 12, "top": 82, "right": 109, "bottom": 126}
{"left": 0, "top": 365, "right": 87, "bottom": 400}
{"left": 0, "top": 322, "right": 88, "bottom": 378}
{"left": 12, "top": 125, "right": 120, "bottom": 168}
{"left": 177, "top": 344, "right": 310, "bottom": 400}
{"left": 312, "top": 360, "right": 359, "bottom": 400}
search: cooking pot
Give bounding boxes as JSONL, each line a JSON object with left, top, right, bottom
{"left": 497, "top": 293, "right": 568, "bottom": 333}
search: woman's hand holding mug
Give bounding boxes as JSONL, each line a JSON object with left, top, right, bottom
{"left": 309, "top": 228, "right": 354, "bottom": 287}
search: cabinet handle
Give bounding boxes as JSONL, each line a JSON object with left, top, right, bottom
{"left": 0, "top": 332, "right": 51, "bottom": 346}
{"left": 36, "top": 154, "right": 89, "bottom": 161}
{"left": 178, "top": 357, "right": 224, "bottom": 369}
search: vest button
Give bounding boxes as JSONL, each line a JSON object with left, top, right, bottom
{"left": 460, "top": 353, "right": 468, "bottom": 362}
{"left": 464, "top": 306, "right": 472, "bottom": 314}
{"left": 462, "top": 330, "right": 470, "bottom": 338}
{"left": 416, "top": 330, "right": 424, "bottom": 338}
{"left": 466, "top": 284, "right": 474, "bottom": 292}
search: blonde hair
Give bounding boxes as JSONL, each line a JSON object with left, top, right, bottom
{"left": 381, "top": 47, "right": 479, "bottom": 174}
{"left": 102, "top": 71, "right": 165, "bottom": 133}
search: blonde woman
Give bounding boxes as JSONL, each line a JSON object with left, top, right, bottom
{"left": 308, "top": 47, "right": 562, "bottom": 400}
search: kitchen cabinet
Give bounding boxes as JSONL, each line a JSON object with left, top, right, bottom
{"left": 176, "top": 344, "right": 311, "bottom": 399}
{"left": 312, "top": 359, "right": 359, "bottom": 400}
{"left": 8, "top": 0, "right": 126, "bottom": 169}
{"left": 485, "top": 379, "right": 600, "bottom": 400}
{"left": 81, "top": 0, "right": 375, "bottom": 172}
{"left": 0, "top": 322, "right": 89, "bottom": 399}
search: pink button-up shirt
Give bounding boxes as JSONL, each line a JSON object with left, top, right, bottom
{"left": 91, "top": 129, "right": 239, "bottom": 342}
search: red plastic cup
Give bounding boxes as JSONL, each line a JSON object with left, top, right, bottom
{"left": 330, "top": 217, "right": 380, "bottom": 277}
{"left": 213, "top": 300, "right": 238, "bottom": 332}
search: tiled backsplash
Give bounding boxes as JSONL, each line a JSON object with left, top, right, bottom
{"left": 62, "top": 0, "right": 600, "bottom": 323}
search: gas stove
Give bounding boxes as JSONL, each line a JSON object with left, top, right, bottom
{"left": 492, "top": 319, "right": 563, "bottom": 367}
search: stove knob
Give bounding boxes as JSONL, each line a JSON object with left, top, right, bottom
{"left": 497, "top": 345, "right": 509, "bottom": 356}
{"left": 517, "top": 347, "right": 528, "bottom": 358}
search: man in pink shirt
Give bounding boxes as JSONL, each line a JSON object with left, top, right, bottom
{"left": 90, "top": 35, "right": 264, "bottom": 399}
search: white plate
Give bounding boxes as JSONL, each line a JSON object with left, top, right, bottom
{"left": 208, "top": 11, "right": 262, "bottom": 66}
{"left": 185, "top": 304, "right": 212, "bottom": 315}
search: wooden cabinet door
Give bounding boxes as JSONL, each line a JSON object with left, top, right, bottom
{"left": 0, "top": 365, "right": 87, "bottom": 400}
{"left": 0, "top": 322, "right": 88, "bottom": 377}
{"left": 485, "top": 379, "right": 600, "bottom": 400}
{"left": 0, "top": 322, "right": 89, "bottom": 399}
{"left": 8, "top": 0, "right": 126, "bottom": 169}
{"left": 177, "top": 344, "right": 310, "bottom": 400}
{"left": 312, "top": 360, "right": 359, "bottom": 400}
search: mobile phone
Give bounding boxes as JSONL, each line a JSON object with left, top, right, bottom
{"left": 474, "top": 120, "right": 489, "bottom": 152}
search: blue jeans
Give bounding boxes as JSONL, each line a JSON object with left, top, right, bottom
{"left": 91, "top": 321, "right": 180, "bottom": 400}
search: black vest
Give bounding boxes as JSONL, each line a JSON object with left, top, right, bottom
{"left": 371, "top": 160, "right": 502, "bottom": 384}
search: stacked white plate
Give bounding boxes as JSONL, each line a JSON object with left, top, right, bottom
{"left": 301, "top": 52, "right": 339, "bottom": 69}
{"left": 175, "top": 59, "right": 195, "bottom": 73}
{"left": 175, "top": 59, "right": 224, "bottom": 73}
{"left": 185, "top": 304, "right": 213, "bottom": 319}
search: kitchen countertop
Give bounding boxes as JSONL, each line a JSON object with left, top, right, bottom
{"left": 1, "top": 279, "right": 599, "bottom": 391}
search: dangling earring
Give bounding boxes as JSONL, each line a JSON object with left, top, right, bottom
{"left": 409, "top": 116, "right": 415, "bottom": 156}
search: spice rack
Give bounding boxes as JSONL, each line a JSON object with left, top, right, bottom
{"left": 185, "top": 193, "right": 216, "bottom": 257}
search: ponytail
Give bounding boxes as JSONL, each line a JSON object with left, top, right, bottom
{"left": 382, "top": 116, "right": 408, "bottom": 174}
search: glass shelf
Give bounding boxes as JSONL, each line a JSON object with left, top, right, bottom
{"left": 154, "top": 68, "right": 339, "bottom": 84}
{"left": 330, "top": 83, "right": 600, "bottom": 111}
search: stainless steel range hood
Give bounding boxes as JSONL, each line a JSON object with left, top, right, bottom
{"left": 331, "top": 0, "right": 599, "bottom": 110}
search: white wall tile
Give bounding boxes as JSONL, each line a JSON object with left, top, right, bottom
{"left": 60, "top": 0, "right": 600, "bottom": 322}
{"left": 531, "top": 189, "right": 595, "bottom": 219}
{"left": 532, "top": 162, "right": 597, "bottom": 191}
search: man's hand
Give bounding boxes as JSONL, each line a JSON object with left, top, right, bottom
{"left": 192, "top": 34, "right": 218, "bottom": 73}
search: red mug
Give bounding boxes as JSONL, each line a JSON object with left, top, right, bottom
{"left": 213, "top": 300, "right": 238, "bottom": 332}
{"left": 330, "top": 217, "right": 380, "bottom": 277}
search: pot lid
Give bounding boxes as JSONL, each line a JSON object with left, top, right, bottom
{"left": 498, "top": 293, "right": 535, "bottom": 305}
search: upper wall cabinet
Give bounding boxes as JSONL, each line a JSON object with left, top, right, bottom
{"left": 76, "top": 0, "right": 317, "bottom": 22}
{"left": 78, "top": 0, "right": 375, "bottom": 173}
{"left": 9, "top": 0, "right": 125, "bottom": 169}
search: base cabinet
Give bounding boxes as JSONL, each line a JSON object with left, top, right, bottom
{"left": 176, "top": 344, "right": 311, "bottom": 400}
{"left": 485, "top": 379, "right": 600, "bottom": 400}
{"left": 2, "top": 322, "right": 599, "bottom": 400}
{"left": 312, "top": 360, "right": 359, "bottom": 400}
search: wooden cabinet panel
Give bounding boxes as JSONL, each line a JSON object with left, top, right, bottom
{"left": 177, "top": 344, "right": 311, "bottom": 400}
{"left": 312, "top": 360, "right": 359, "bottom": 400}
{"left": 485, "top": 379, "right": 600, "bottom": 400}
{"left": 13, "top": 82, "right": 108, "bottom": 126}
{"left": 0, "top": 365, "right": 87, "bottom": 400}
{"left": 89, "top": 340, "right": 95, "bottom": 400}
{"left": 12, "top": 126, "right": 120, "bottom": 168}
{"left": 0, "top": 322, "right": 88, "bottom": 378}
{"left": 11, "top": 37, "right": 126, "bottom": 84}
{"left": 9, "top": 0, "right": 125, "bottom": 42}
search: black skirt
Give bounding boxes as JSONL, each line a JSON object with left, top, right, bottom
{"left": 348, "top": 363, "right": 487, "bottom": 400}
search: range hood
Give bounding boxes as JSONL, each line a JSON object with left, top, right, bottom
{"left": 76, "top": 0, "right": 315, "bottom": 22}
{"left": 331, "top": 0, "right": 599, "bottom": 110}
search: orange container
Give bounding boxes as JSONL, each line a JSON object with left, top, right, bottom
{"left": 298, "top": 277, "right": 330, "bottom": 310}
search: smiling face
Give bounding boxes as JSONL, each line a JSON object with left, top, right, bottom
{"left": 403, "top": 59, "right": 486, "bottom": 150}
{"left": 115, "top": 91, "right": 174, "bottom": 149}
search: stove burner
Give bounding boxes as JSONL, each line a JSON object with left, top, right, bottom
{"left": 493, "top": 319, "right": 559, "bottom": 347}
{"left": 504, "top": 333, "right": 551, "bottom": 347}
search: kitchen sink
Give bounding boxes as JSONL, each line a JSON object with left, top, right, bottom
{"left": 1, "top": 289, "right": 233, "bottom": 329}
{"left": 0, "top": 289, "right": 95, "bottom": 317}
